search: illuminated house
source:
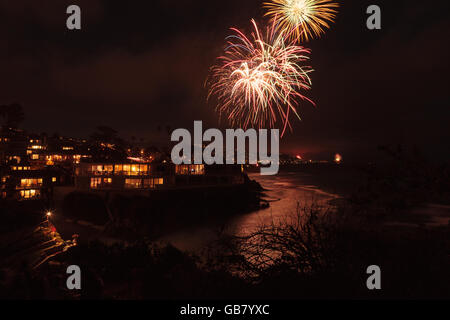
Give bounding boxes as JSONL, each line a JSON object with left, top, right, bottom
{"left": 75, "top": 162, "right": 174, "bottom": 191}
{"left": 44, "top": 153, "right": 89, "bottom": 166}
{"left": 0, "top": 128, "right": 28, "bottom": 166}
{"left": 27, "top": 135, "right": 91, "bottom": 168}
{"left": 174, "top": 164, "right": 244, "bottom": 186}
{"left": 74, "top": 161, "right": 245, "bottom": 191}
{"left": 170, "top": 145, "right": 244, "bottom": 186}
{"left": 0, "top": 162, "right": 63, "bottom": 201}
{"left": 25, "top": 135, "right": 47, "bottom": 164}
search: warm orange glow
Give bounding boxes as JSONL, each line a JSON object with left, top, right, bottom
{"left": 114, "top": 164, "right": 149, "bottom": 176}
{"left": 20, "top": 189, "right": 40, "bottom": 199}
{"left": 335, "top": 153, "right": 342, "bottom": 164}
{"left": 176, "top": 164, "right": 205, "bottom": 176}
{"left": 21, "top": 178, "right": 43, "bottom": 188}
{"left": 12, "top": 166, "right": 31, "bottom": 171}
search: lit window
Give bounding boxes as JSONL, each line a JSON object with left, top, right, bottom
{"left": 140, "top": 164, "right": 148, "bottom": 174}
{"left": 92, "top": 165, "right": 104, "bottom": 175}
{"left": 104, "top": 165, "right": 113, "bottom": 174}
{"left": 52, "top": 177, "right": 57, "bottom": 183}
{"left": 126, "top": 164, "right": 149, "bottom": 176}
{"left": 21, "top": 179, "right": 43, "bottom": 188}
{"left": 125, "top": 178, "right": 142, "bottom": 189}
{"left": 20, "top": 189, "right": 40, "bottom": 199}
{"left": 90, "top": 178, "right": 102, "bottom": 189}
{"left": 143, "top": 179, "right": 154, "bottom": 189}
{"left": 114, "top": 165, "right": 123, "bottom": 174}
{"left": 31, "top": 154, "right": 39, "bottom": 160}
{"left": 176, "top": 165, "right": 205, "bottom": 175}
{"left": 143, "top": 178, "right": 164, "bottom": 189}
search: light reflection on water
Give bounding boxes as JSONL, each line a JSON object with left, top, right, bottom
{"left": 158, "top": 172, "right": 339, "bottom": 252}
{"left": 230, "top": 173, "right": 339, "bottom": 237}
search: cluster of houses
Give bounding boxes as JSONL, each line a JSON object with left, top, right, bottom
{"left": 0, "top": 128, "right": 88, "bottom": 202}
{"left": 0, "top": 128, "right": 244, "bottom": 202}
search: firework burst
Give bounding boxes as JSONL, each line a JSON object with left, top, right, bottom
{"left": 207, "top": 19, "right": 314, "bottom": 137}
{"left": 264, "top": 0, "right": 339, "bottom": 42}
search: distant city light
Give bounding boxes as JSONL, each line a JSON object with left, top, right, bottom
{"left": 335, "top": 153, "right": 342, "bottom": 164}
{"left": 296, "top": 155, "right": 302, "bottom": 160}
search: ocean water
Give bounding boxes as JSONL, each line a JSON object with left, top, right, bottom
{"left": 159, "top": 168, "right": 352, "bottom": 252}
{"left": 229, "top": 172, "right": 340, "bottom": 236}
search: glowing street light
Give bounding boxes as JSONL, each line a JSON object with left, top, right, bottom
{"left": 46, "top": 212, "right": 53, "bottom": 224}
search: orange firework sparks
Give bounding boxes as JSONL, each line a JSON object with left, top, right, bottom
{"left": 264, "top": 0, "right": 339, "bottom": 42}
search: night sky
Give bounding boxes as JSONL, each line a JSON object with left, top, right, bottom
{"left": 1, "top": 0, "right": 449, "bottom": 162}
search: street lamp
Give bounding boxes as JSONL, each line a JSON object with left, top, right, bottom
{"left": 46, "top": 212, "right": 52, "bottom": 225}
